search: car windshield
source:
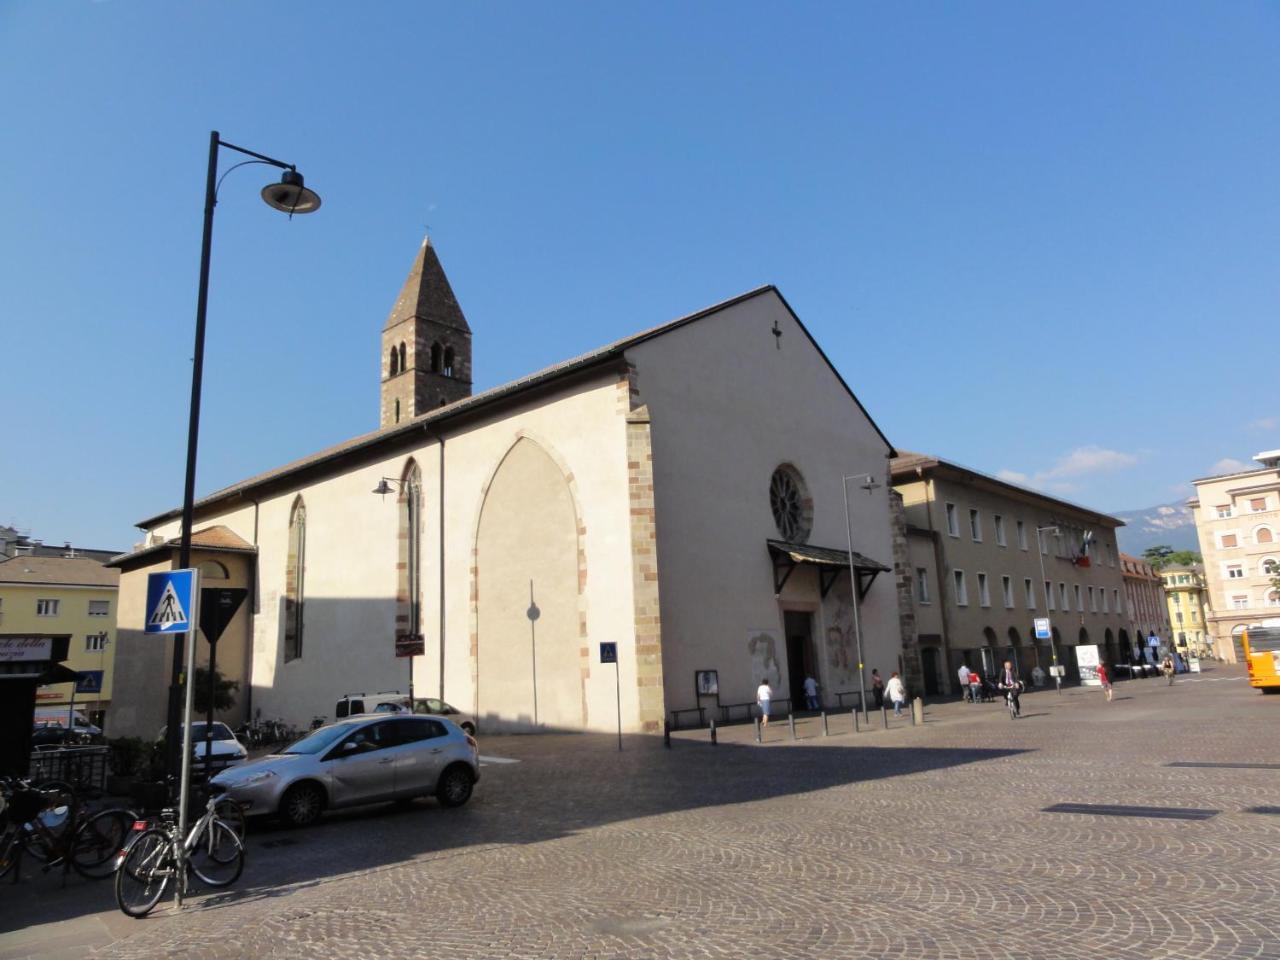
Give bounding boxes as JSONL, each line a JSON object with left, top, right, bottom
{"left": 412, "top": 699, "right": 451, "bottom": 714}
{"left": 282, "top": 724, "right": 351, "bottom": 755}
{"left": 161, "top": 722, "right": 235, "bottom": 741}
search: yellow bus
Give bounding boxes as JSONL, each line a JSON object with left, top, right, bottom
{"left": 1242, "top": 627, "right": 1280, "bottom": 693}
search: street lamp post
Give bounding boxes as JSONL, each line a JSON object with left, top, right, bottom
{"left": 841, "top": 472, "right": 881, "bottom": 717}
{"left": 165, "top": 131, "right": 321, "bottom": 799}
{"left": 1035, "top": 524, "right": 1061, "bottom": 694}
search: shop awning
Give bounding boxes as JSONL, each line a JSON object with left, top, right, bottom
{"left": 767, "top": 539, "right": 890, "bottom": 599}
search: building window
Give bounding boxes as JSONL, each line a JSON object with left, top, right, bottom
{"left": 388, "top": 346, "right": 399, "bottom": 376}
{"left": 1226, "top": 564, "right": 1244, "bottom": 579}
{"left": 1114, "top": 589, "right": 1121, "bottom": 614}
{"left": 977, "top": 572, "right": 990, "bottom": 607}
{"left": 1256, "top": 527, "right": 1274, "bottom": 545}
{"left": 1268, "top": 590, "right": 1280, "bottom": 608}
{"left": 1002, "top": 575, "right": 1013, "bottom": 608}
{"left": 945, "top": 503, "right": 959, "bottom": 537}
{"left": 85, "top": 632, "right": 108, "bottom": 652}
{"left": 969, "top": 509, "right": 982, "bottom": 542}
{"left": 398, "top": 342, "right": 406, "bottom": 373}
{"left": 1191, "top": 610, "right": 1197, "bottom": 621}
{"left": 398, "top": 460, "right": 423, "bottom": 653}
{"left": 916, "top": 568, "right": 930, "bottom": 604}
{"left": 1263, "top": 558, "right": 1279, "bottom": 577}
{"left": 1251, "top": 497, "right": 1268, "bottom": 513}
{"left": 954, "top": 570, "right": 968, "bottom": 606}
{"left": 36, "top": 599, "right": 59, "bottom": 617}
{"left": 1025, "top": 578, "right": 1035, "bottom": 609}
{"left": 1216, "top": 505, "right": 1232, "bottom": 519}
{"left": 1232, "top": 595, "right": 1248, "bottom": 610}
{"left": 994, "top": 515, "right": 1006, "bottom": 546}
{"left": 1088, "top": 586, "right": 1096, "bottom": 612}
{"left": 769, "top": 465, "right": 812, "bottom": 542}
{"left": 430, "top": 341, "right": 443, "bottom": 373}
{"left": 1045, "top": 580, "right": 1054, "bottom": 611}
{"left": 1016, "top": 520, "right": 1027, "bottom": 550}
{"left": 1102, "top": 589, "right": 1108, "bottom": 613}
{"left": 283, "top": 497, "right": 306, "bottom": 662}
{"left": 1220, "top": 533, "right": 1238, "bottom": 549}
{"left": 88, "top": 599, "right": 110, "bottom": 616}
{"left": 394, "top": 398, "right": 401, "bottom": 424}
{"left": 443, "top": 346, "right": 455, "bottom": 377}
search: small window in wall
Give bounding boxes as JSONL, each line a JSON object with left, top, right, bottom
{"left": 1045, "top": 581, "right": 1054, "bottom": 611}
{"left": 36, "top": 599, "right": 59, "bottom": 617}
{"left": 394, "top": 398, "right": 401, "bottom": 423}
{"left": 1263, "top": 558, "right": 1280, "bottom": 577}
{"left": 1251, "top": 497, "right": 1268, "bottom": 512}
{"left": 1114, "top": 588, "right": 1122, "bottom": 613}
{"left": 88, "top": 599, "right": 110, "bottom": 616}
{"left": 954, "top": 570, "right": 968, "bottom": 606}
{"left": 1220, "top": 533, "right": 1238, "bottom": 548}
{"left": 1257, "top": 527, "right": 1274, "bottom": 544}
{"left": 1226, "top": 564, "right": 1244, "bottom": 579}
{"left": 916, "top": 567, "right": 930, "bottom": 604}
{"left": 1074, "top": 584, "right": 1083, "bottom": 611}
{"left": 443, "top": 347, "right": 455, "bottom": 377}
{"left": 977, "top": 572, "right": 990, "bottom": 607}
{"left": 398, "top": 342, "right": 406, "bottom": 373}
{"left": 945, "top": 503, "right": 959, "bottom": 537}
{"left": 969, "top": 509, "right": 982, "bottom": 541}
{"left": 1088, "top": 586, "right": 1096, "bottom": 612}
{"left": 85, "top": 632, "right": 108, "bottom": 652}
{"left": 430, "top": 341, "right": 443, "bottom": 373}
{"left": 1232, "top": 595, "right": 1249, "bottom": 609}
{"left": 1102, "top": 589, "right": 1109, "bottom": 613}
{"left": 994, "top": 515, "right": 1006, "bottom": 546}
{"left": 389, "top": 346, "right": 399, "bottom": 376}
{"left": 1016, "top": 520, "right": 1027, "bottom": 550}
{"left": 1268, "top": 590, "right": 1280, "bottom": 607}
{"left": 1216, "top": 505, "right": 1232, "bottom": 519}
{"left": 1002, "top": 575, "right": 1013, "bottom": 608}
{"left": 1025, "top": 578, "right": 1035, "bottom": 609}
{"left": 1059, "top": 583, "right": 1069, "bottom": 610}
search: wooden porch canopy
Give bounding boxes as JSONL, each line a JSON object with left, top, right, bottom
{"left": 767, "top": 539, "right": 890, "bottom": 600}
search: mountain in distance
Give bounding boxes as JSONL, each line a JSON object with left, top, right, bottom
{"left": 1111, "top": 499, "right": 1200, "bottom": 556}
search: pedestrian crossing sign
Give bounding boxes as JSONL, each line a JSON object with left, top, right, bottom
{"left": 145, "top": 569, "right": 197, "bottom": 634}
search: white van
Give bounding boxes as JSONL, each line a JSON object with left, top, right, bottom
{"left": 33, "top": 706, "right": 102, "bottom": 737}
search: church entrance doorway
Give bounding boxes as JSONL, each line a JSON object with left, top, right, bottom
{"left": 920, "top": 645, "right": 941, "bottom": 696}
{"left": 783, "top": 610, "right": 815, "bottom": 710}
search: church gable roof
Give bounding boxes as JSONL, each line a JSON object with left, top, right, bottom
{"left": 384, "top": 236, "right": 470, "bottom": 334}
{"left": 137, "top": 285, "right": 893, "bottom": 528}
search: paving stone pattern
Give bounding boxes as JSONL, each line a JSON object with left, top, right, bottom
{"left": 2, "top": 666, "right": 1277, "bottom": 959}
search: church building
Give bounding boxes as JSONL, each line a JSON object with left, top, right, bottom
{"left": 107, "top": 239, "right": 904, "bottom": 737}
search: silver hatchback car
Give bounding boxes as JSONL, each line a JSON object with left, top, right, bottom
{"left": 210, "top": 714, "right": 479, "bottom": 827}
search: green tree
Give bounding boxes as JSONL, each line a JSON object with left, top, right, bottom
{"left": 193, "top": 665, "right": 239, "bottom": 716}
{"left": 1165, "top": 549, "right": 1203, "bottom": 568}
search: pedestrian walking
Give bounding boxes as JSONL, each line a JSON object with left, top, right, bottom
{"left": 958, "top": 663, "right": 972, "bottom": 702}
{"left": 871, "top": 669, "right": 885, "bottom": 709}
{"left": 757, "top": 678, "right": 773, "bottom": 726}
{"left": 968, "top": 668, "right": 984, "bottom": 703}
{"left": 1097, "top": 662, "right": 1113, "bottom": 702}
{"left": 887, "top": 672, "right": 907, "bottom": 717}
{"left": 803, "top": 675, "right": 820, "bottom": 711}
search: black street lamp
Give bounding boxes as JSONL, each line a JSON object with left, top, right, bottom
{"left": 164, "top": 131, "right": 321, "bottom": 797}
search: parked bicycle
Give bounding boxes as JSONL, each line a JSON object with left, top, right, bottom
{"left": 115, "top": 787, "right": 245, "bottom": 917}
{"left": 0, "top": 777, "right": 135, "bottom": 883}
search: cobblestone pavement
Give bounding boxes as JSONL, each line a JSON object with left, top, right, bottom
{"left": 2, "top": 664, "right": 1277, "bottom": 959}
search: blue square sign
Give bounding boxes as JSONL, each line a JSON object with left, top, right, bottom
{"left": 145, "top": 569, "right": 196, "bottom": 634}
{"left": 599, "top": 642, "right": 618, "bottom": 664}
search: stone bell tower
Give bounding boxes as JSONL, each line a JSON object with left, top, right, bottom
{"left": 380, "top": 236, "right": 473, "bottom": 428}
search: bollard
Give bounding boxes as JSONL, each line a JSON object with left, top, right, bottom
{"left": 911, "top": 697, "right": 924, "bottom": 726}
{"left": 881, "top": 704, "right": 889, "bottom": 729}
{"left": 754, "top": 716, "right": 762, "bottom": 743}
{"left": 789, "top": 712, "right": 797, "bottom": 740}
{"left": 853, "top": 708, "right": 859, "bottom": 733}
{"left": 664, "top": 719, "right": 671, "bottom": 749}
{"left": 821, "top": 711, "right": 829, "bottom": 737}
{"left": 709, "top": 716, "right": 717, "bottom": 746}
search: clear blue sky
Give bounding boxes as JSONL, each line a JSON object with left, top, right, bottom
{"left": 2, "top": 1, "right": 1277, "bottom": 551}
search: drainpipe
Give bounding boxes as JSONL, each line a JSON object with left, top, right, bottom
{"left": 919, "top": 468, "right": 957, "bottom": 692}
{"left": 244, "top": 496, "right": 260, "bottom": 723}
{"left": 438, "top": 436, "right": 446, "bottom": 702}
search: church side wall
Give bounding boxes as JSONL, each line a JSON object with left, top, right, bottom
{"left": 625, "top": 293, "right": 901, "bottom": 720}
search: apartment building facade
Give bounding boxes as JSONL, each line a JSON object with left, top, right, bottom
{"left": 1162, "top": 564, "right": 1212, "bottom": 658}
{"left": 1188, "top": 451, "right": 1280, "bottom": 662}
{"left": 1120, "top": 553, "right": 1173, "bottom": 659}
{"left": 892, "top": 453, "right": 1127, "bottom": 695}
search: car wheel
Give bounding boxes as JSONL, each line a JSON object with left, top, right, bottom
{"left": 436, "top": 765, "right": 474, "bottom": 808}
{"left": 461, "top": 722, "right": 476, "bottom": 736}
{"left": 280, "top": 782, "right": 325, "bottom": 827}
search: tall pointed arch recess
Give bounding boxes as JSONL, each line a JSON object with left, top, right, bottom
{"left": 397, "top": 459, "right": 424, "bottom": 658}
{"left": 284, "top": 496, "right": 306, "bottom": 662}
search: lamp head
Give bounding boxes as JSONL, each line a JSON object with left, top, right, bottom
{"left": 261, "top": 169, "right": 321, "bottom": 215}
{"left": 372, "top": 479, "right": 393, "bottom": 497}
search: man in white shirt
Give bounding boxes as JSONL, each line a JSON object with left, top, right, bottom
{"left": 756, "top": 679, "right": 773, "bottom": 726}
{"left": 802, "top": 675, "right": 819, "bottom": 711}
{"left": 958, "top": 664, "right": 972, "bottom": 702}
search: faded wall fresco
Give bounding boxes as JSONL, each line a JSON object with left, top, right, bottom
{"left": 823, "top": 582, "right": 860, "bottom": 691}
{"left": 746, "top": 628, "right": 782, "bottom": 688}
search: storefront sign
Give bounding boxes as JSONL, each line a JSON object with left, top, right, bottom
{"left": 0, "top": 637, "right": 53, "bottom": 662}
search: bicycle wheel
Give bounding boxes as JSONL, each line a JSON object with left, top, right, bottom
{"left": 19, "top": 790, "right": 75, "bottom": 863}
{"left": 0, "top": 830, "right": 20, "bottom": 879}
{"left": 72, "top": 808, "right": 133, "bottom": 879}
{"left": 188, "top": 819, "right": 244, "bottom": 887}
{"left": 213, "top": 796, "right": 246, "bottom": 843}
{"left": 115, "top": 829, "right": 172, "bottom": 918}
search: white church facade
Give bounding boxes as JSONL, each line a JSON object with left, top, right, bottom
{"left": 108, "top": 239, "right": 906, "bottom": 737}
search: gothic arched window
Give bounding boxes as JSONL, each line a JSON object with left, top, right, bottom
{"left": 443, "top": 347, "right": 455, "bottom": 377}
{"left": 389, "top": 347, "right": 399, "bottom": 376}
{"left": 430, "top": 342, "right": 443, "bottom": 373}
{"left": 397, "top": 461, "right": 423, "bottom": 652}
{"left": 398, "top": 342, "right": 406, "bottom": 373}
{"left": 284, "top": 497, "right": 306, "bottom": 662}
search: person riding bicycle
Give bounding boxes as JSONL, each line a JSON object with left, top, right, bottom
{"left": 995, "top": 660, "right": 1024, "bottom": 716}
{"left": 1161, "top": 654, "right": 1175, "bottom": 685}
